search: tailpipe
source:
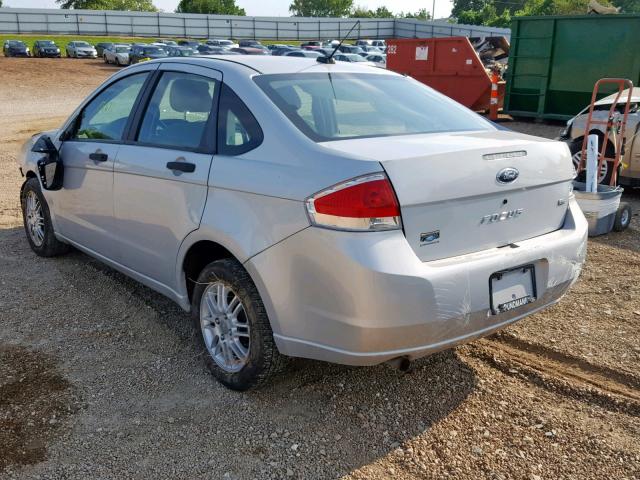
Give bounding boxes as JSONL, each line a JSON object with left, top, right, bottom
{"left": 385, "top": 356, "right": 412, "bottom": 372}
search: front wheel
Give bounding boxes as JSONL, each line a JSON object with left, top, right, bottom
{"left": 570, "top": 138, "right": 615, "bottom": 185}
{"left": 21, "top": 178, "right": 70, "bottom": 257}
{"left": 191, "top": 258, "right": 287, "bottom": 391}
{"left": 613, "top": 202, "right": 632, "bottom": 232}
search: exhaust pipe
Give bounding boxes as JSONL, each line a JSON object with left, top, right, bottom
{"left": 385, "top": 356, "right": 412, "bottom": 372}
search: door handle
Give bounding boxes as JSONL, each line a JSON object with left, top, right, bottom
{"left": 89, "top": 152, "right": 108, "bottom": 162}
{"left": 166, "top": 161, "right": 196, "bottom": 173}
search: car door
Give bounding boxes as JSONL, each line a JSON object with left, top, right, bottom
{"left": 55, "top": 69, "right": 154, "bottom": 260}
{"left": 112, "top": 63, "right": 220, "bottom": 288}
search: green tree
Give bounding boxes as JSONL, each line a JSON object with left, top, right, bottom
{"left": 289, "top": 0, "right": 354, "bottom": 17}
{"left": 349, "top": 5, "right": 394, "bottom": 17}
{"left": 175, "top": 0, "right": 245, "bottom": 15}
{"left": 399, "top": 8, "right": 431, "bottom": 19}
{"left": 457, "top": 1, "right": 510, "bottom": 27}
{"left": 56, "top": 0, "right": 157, "bottom": 10}
{"left": 0, "top": 1, "right": 3, "bottom": 8}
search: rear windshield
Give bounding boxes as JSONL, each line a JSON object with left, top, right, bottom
{"left": 143, "top": 47, "right": 166, "bottom": 55}
{"left": 254, "top": 73, "right": 493, "bottom": 142}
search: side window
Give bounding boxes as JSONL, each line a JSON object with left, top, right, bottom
{"left": 72, "top": 72, "right": 148, "bottom": 141}
{"left": 137, "top": 71, "right": 217, "bottom": 150}
{"left": 217, "top": 84, "right": 263, "bottom": 156}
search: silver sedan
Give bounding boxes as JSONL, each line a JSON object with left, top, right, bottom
{"left": 19, "top": 56, "right": 587, "bottom": 390}
{"left": 103, "top": 44, "right": 130, "bottom": 66}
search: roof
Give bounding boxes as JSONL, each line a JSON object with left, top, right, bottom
{"left": 188, "top": 55, "right": 396, "bottom": 75}
{"left": 595, "top": 87, "right": 640, "bottom": 106}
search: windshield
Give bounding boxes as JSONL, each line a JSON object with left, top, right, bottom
{"left": 116, "top": 47, "right": 129, "bottom": 53}
{"left": 346, "top": 54, "right": 366, "bottom": 62}
{"left": 179, "top": 49, "right": 194, "bottom": 56}
{"left": 219, "top": 40, "right": 232, "bottom": 45}
{"left": 75, "top": 42, "right": 91, "bottom": 47}
{"left": 9, "top": 41, "right": 26, "bottom": 47}
{"left": 40, "top": 40, "right": 56, "bottom": 46}
{"left": 254, "top": 73, "right": 493, "bottom": 142}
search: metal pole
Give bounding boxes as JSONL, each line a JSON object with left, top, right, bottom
{"left": 432, "top": 0, "right": 436, "bottom": 20}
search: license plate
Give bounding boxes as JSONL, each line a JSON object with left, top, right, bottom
{"left": 490, "top": 265, "right": 536, "bottom": 315}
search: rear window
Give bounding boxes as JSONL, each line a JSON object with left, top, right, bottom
{"left": 254, "top": 73, "right": 493, "bottom": 142}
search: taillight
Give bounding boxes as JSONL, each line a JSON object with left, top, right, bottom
{"left": 305, "top": 174, "right": 402, "bottom": 231}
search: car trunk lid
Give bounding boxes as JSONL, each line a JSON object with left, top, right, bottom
{"left": 321, "top": 130, "right": 574, "bottom": 261}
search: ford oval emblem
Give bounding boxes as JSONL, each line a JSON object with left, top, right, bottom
{"left": 496, "top": 167, "right": 519, "bottom": 184}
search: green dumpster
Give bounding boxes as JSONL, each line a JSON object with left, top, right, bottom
{"left": 504, "top": 14, "right": 640, "bottom": 121}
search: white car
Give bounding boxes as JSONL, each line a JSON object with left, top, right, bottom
{"left": 103, "top": 44, "right": 130, "bottom": 66}
{"left": 366, "top": 53, "right": 386, "bottom": 68}
{"left": 334, "top": 53, "right": 377, "bottom": 67}
{"left": 66, "top": 41, "right": 97, "bottom": 58}
{"left": 19, "top": 56, "right": 587, "bottom": 390}
{"left": 206, "top": 39, "right": 238, "bottom": 49}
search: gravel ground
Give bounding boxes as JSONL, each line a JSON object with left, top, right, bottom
{"left": 1, "top": 57, "right": 639, "bottom": 480}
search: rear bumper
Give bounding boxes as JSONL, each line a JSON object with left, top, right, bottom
{"left": 246, "top": 198, "right": 588, "bottom": 366}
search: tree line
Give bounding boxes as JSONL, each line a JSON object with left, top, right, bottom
{"left": 46, "top": 0, "right": 640, "bottom": 28}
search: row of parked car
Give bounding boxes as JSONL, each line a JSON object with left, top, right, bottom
{"left": 2, "top": 37, "right": 387, "bottom": 67}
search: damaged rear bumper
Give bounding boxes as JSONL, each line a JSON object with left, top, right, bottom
{"left": 246, "top": 198, "right": 588, "bottom": 366}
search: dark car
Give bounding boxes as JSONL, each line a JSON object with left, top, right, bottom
{"left": 95, "top": 42, "right": 114, "bottom": 57}
{"left": 197, "top": 46, "right": 240, "bottom": 56}
{"left": 338, "top": 45, "right": 365, "bottom": 55}
{"left": 128, "top": 45, "right": 167, "bottom": 64}
{"left": 33, "top": 40, "right": 61, "bottom": 58}
{"left": 3, "top": 40, "right": 30, "bottom": 57}
{"left": 166, "top": 46, "right": 197, "bottom": 58}
{"left": 271, "top": 46, "right": 300, "bottom": 56}
{"left": 178, "top": 40, "right": 201, "bottom": 49}
{"left": 283, "top": 50, "right": 324, "bottom": 58}
{"left": 230, "top": 47, "right": 268, "bottom": 55}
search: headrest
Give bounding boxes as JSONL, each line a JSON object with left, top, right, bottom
{"left": 275, "top": 85, "right": 302, "bottom": 110}
{"left": 170, "top": 78, "right": 212, "bottom": 113}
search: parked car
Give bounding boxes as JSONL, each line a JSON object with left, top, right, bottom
{"left": 230, "top": 47, "right": 268, "bottom": 55}
{"left": 166, "top": 46, "right": 197, "bottom": 58}
{"left": 66, "top": 41, "right": 97, "bottom": 59}
{"left": 3, "top": 40, "right": 30, "bottom": 57}
{"left": 334, "top": 53, "right": 376, "bottom": 66}
{"left": 559, "top": 87, "right": 640, "bottom": 186}
{"left": 103, "top": 44, "right": 131, "bottom": 66}
{"left": 360, "top": 45, "right": 384, "bottom": 55}
{"left": 128, "top": 45, "right": 167, "bottom": 64}
{"left": 239, "top": 39, "right": 263, "bottom": 48}
{"left": 178, "top": 40, "right": 201, "bottom": 49}
{"left": 198, "top": 45, "right": 241, "bottom": 56}
{"left": 95, "top": 42, "right": 114, "bottom": 57}
{"left": 206, "top": 39, "right": 238, "bottom": 49}
{"left": 267, "top": 44, "right": 287, "bottom": 52}
{"left": 157, "top": 39, "right": 178, "bottom": 46}
{"left": 283, "top": 50, "right": 324, "bottom": 58}
{"left": 300, "top": 41, "right": 322, "bottom": 50}
{"left": 271, "top": 46, "right": 299, "bottom": 56}
{"left": 19, "top": 56, "right": 587, "bottom": 391}
{"left": 355, "top": 39, "right": 373, "bottom": 48}
{"left": 33, "top": 40, "right": 61, "bottom": 58}
{"left": 366, "top": 53, "right": 386, "bottom": 67}
{"left": 338, "top": 45, "right": 365, "bottom": 55}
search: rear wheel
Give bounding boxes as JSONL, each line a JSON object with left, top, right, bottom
{"left": 191, "top": 258, "right": 286, "bottom": 390}
{"left": 21, "top": 178, "right": 70, "bottom": 257}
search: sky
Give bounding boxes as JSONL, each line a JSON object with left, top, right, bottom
{"left": 2, "top": 0, "right": 454, "bottom": 19}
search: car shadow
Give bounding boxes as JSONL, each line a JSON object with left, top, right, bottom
{"left": 1, "top": 226, "right": 477, "bottom": 477}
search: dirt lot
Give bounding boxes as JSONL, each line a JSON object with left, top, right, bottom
{"left": 1, "top": 57, "right": 639, "bottom": 480}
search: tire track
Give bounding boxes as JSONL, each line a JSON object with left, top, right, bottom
{"left": 466, "top": 335, "right": 640, "bottom": 416}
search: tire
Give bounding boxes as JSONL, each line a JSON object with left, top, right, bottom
{"left": 191, "top": 258, "right": 287, "bottom": 391}
{"left": 21, "top": 178, "right": 70, "bottom": 257}
{"left": 613, "top": 202, "right": 632, "bottom": 232}
{"left": 103, "top": 55, "right": 108, "bottom": 63}
{"left": 570, "top": 138, "right": 615, "bottom": 185}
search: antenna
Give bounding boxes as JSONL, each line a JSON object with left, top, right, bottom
{"left": 317, "top": 20, "right": 360, "bottom": 64}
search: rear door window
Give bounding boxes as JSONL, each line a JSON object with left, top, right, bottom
{"left": 217, "top": 84, "right": 263, "bottom": 155}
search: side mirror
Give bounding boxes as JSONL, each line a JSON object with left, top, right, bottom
{"left": 33, "top": 135, "right": 64, "bottom": 191}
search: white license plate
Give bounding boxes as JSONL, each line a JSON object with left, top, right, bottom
{"left": 490, "top": 266, "right": 536, "bottom": 314}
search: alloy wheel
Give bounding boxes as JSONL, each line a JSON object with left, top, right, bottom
{"left": 199, "top": 281, "right": 250, "bottom": 373}
{"left": 24, "top": 190, "right": 45, "bottom": 247}
{"left": 572, "top": 149, "right": 608, "bottom": 183}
